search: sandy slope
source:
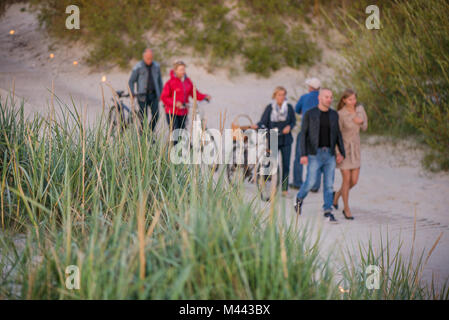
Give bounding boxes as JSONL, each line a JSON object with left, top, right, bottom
{"left": 1, "top": 4, "right": 449, "bottom": 291}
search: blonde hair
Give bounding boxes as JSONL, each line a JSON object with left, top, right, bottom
{"left": 272, "top": 86, "right": 287, "bottom": 99}
{"left": 173, "top": 60, "right": 186, "bottom": 70}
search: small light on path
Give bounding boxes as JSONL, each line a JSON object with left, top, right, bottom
{"left": 73, "top": 61, "right": 78, "bottom": 66}
{"left": 49, "top": 53, "right": 54, "bottom": 59}
{"left": 9, "top": 30, "right": 15, "bottom": 35}
{"left": 101, "top": 76, "right": 106, "bottom": 82}
{"left": 338, "top": 286, "right": 349, "bottom": 293}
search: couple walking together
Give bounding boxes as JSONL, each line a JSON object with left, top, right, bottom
{"left": 291, "top": 79, "right": 368, "bottom": 222}
{"left": 128, "top": 48, "right": 211, "bottom": 135}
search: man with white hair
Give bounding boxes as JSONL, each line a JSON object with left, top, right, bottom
{"left": 128, "top": 48, "right": 163, "bottom": 132}
{"left": 290, "top": 77, "right": 322, "bottom": 191}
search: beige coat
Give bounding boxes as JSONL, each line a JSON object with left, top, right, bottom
{"left": 336, "top": 105, "right": 368, "bottom": 170}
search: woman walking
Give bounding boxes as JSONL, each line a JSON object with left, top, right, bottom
{"left": 252, "top": 86, "right": 296, "bottom": 196}
{"left": 160, "top": 60, "right": 211, "bottom": 136}
{"left": 333, "top": 89, "right": 368, "bottom": 219}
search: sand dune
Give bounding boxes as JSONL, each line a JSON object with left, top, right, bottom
{"left": 1, "top": 3, "right": 449, "bottom": 290}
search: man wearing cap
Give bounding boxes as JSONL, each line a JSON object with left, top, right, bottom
{"left": 290, "top": 77, "right": 322, "bottom": 191}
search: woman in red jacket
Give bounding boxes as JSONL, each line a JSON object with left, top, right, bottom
{"left": 160, "top": 60, "right": 211, "bottom": 133}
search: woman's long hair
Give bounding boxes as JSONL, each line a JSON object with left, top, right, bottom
{"left": 337, "top": 88, "right": 357, "bottom": 111}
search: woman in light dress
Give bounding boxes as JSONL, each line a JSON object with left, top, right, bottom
{"left": 333, "top": 89, "right": 368, "bottom": 220}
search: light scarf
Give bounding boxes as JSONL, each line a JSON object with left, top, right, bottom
{"left": 270, "top": 100, "right": 288, "bottom": 122}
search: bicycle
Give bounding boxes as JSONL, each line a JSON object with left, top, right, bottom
{"left": 169, "top": 98, "right": 220, "bottom": 172}
{"left": 107, "top": 90, "right": 139, "bottom": 133}
{"left": 255, "top": 127, "right": 281, "bottom": 201}
{"left": 191, "top": 98, "right": 220, "bottom": 172}
{"left": 225, "top": 115, "right": 280, "bottom": 201}
{"left": 108, "top": 90, "right": 166, "bottom": 135}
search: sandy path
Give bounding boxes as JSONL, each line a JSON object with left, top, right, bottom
{"left": 265, "top": 140, "right": 449, "bottom": 289}
{"left": 1, "top": 4, "right": 449, "bottom": 291}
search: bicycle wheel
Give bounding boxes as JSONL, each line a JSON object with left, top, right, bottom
{"left": 108, "top": 106, "right": 120, "bottom": 133}
{"left": 256, "top": 152, "right": 280, "bottom": 201}
{"left": 108, "top": 103, "right": 132, "bottom": 134}
{"left": 226, "top": 142, "right": 253, "bottom": 186}
{"left": 201, "top": 129, "right": 220, "bottom": 173}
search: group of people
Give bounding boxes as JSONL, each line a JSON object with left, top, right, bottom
{"left": 256, "top": 80, "right": 368, "bottom": 223}
{"left": 128, "top": 48, "right": 211, "bottom": 135}
{"left": 128, "top": 48, "right": 368, "bottom": 223}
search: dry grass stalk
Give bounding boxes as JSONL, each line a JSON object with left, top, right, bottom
{"left": 137, "top": 195, "right": 148, "bottom": 281}
{"left": 100, "top": 83, "right": 105, "bottom": 115}
{"left": 280, "top": 225, "right": 289, "bottom": 279}
{"left": 167, "top": 91, "right": 176, "bottom": 162}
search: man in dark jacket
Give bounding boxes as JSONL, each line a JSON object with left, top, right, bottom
{"left": 291, "top": 77, "right": 322, "bottom": 191}
{"left": 294, "top": 88, "right": 345, "bottom": 222}
{"left": 128, "top": 48, "right": 163, "bottom": 132}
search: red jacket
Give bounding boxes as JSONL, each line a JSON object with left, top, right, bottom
{"left": 160, "top": 70, "right": 207, "bottom": 116}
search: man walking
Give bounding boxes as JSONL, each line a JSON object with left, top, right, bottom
{"left": 128, "top": 48, "right": 163, "bottom": 132}
{"left": 290, "top": 78, "right": 322, "bottom": 192}
{"left": 294, "top": 88, "right": 345, "bottom": 223}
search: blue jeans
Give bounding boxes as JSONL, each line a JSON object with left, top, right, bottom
{"left": 296, "top": 148, "right": 336, "bottom": 212}
{"left": 293, "top": 131, "right": 322, "bottom": 189}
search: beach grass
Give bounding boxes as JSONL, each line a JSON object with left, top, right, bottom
{"left": 329, "top": 0, "right": 449, "bottom": 171}
{"left": 27, "top": 0, "right": 321, "bottom": 76}
{"left": 0, "top": 94, "right": 447, "bottom": 299}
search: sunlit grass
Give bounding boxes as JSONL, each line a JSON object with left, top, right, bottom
{"left": 0, "top": 95, "right": 447, "bottom": 299}
{"left": 330, "top": 0, "right": 449, "bottom": 170}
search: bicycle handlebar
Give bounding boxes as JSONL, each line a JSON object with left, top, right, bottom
{"left": 182, "top": 98, "right": 210, "bottom": 108}
{"left": 258, "top": 125, "right": 287, "bottom": 136}
{"left": 115, "top": 90, "right": 129, "bottom": 98}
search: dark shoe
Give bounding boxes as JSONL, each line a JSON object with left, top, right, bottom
{"left": 294, "top": 198, "right": 303, "bottom": 215}
{"left": 342, "top": 210, "right": 354, "bottom": 220}
{"left": 310, "top": 188, "right": 319, "bottom": 193}
{"left": 332, "top": 191, "right": 339, "bottom": 210}
{"left": 324, "top": 212, "right": 337, "bottom": 223}
{"left": 289, "top": 183, "right": 300, "bottom": 190}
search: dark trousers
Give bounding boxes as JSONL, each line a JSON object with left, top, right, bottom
{"left": 166, "top": 113, "right": 187, "bottom": 145}
{"left": 279, "top": 144, "right": 292, "bottom": 191}
{"left": 138, "top": 92, "right": 159, "bottom": 132}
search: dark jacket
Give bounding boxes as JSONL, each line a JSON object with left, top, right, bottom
{"left": 128, "top": 60, "right": 163, "bottom": 102}
{"left": 257, "top": 103, "right": 296, "bottom": 146}
{"left": 300, "top": 107, "right": 345, "bottom": 157}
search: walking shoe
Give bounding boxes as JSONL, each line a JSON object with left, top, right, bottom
{"left": 294, "top": 198, "right": 303, "bottom": 215}
{"left": 289, "top": 183, "right": 300, "bottom": 190}
{"left": 310, "top": 188, "right": 319, "bottom": 193}
{"left": 332, "top": 191, "right": 339, "bottom": 210}
{"left": 324, "top": 212, "right": 337, "bottom": 223}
